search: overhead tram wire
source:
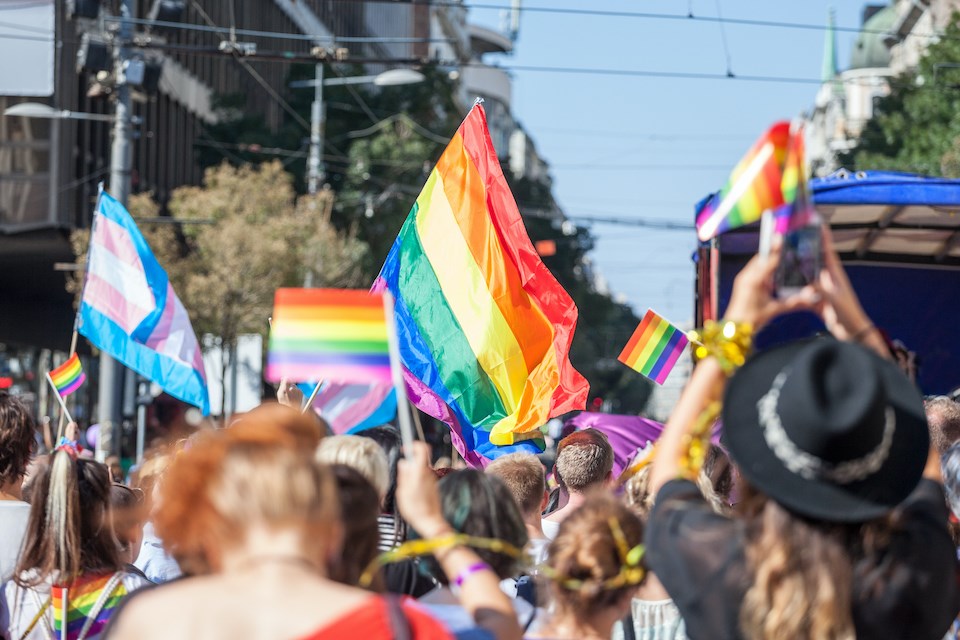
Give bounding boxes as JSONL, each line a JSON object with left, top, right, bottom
{"left": 325, "top": 0, "right": 954, "bottom": 44}
{"left": 85, "top": 1, "right": 958, "bottom": 51}
{"left": 105, "top": 15, "right": 455, "bottom": 44}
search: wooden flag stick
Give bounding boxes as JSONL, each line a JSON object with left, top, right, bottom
{"left": 382, "top": 291, "right": 416, "bottom": 453}
{"left": 301, "top": 380, "right": 324, "bottom": 415}
{"left": 56, "top": 334, "right": 79, "bottom": 441}
{"left": 411, "top": 407, "right": 426, "bottom": 443}
{"left": 45, "top": 373, "right": 74, "bottom": 428}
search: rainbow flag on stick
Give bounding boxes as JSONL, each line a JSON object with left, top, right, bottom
{"left": 45, "top": 353, "right": 85, "bottom": 424}
{"left": 618, "top": 309, "right": 689, "bottom": 385}
{"left": 266, "top": 288, "right": 392, "bottom": 385}
{"left": 696, "top": 121, "right": 791, "bottom": 242}
{"left": 373, "top": 102, "right": 588, "bottom": 465}
{"left": 49, "top": 353, "right": 85, "bottom": 397}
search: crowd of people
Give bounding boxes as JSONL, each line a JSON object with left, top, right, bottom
{"left": 1, "top": 229, "right": 960, "bottom": 639}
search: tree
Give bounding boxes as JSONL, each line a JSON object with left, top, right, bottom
{"left": 842, "top": 15, "right": 960, "bottom": 176}
{"left": 70, "top": 161, "right": 370, "bottom": 415}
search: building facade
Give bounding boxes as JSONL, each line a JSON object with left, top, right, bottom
{"left": 806, "top": 0, "right": 960, "bottom": 176}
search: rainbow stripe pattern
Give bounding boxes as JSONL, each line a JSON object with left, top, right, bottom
{"left": 696, "top": 121, "right": 791, "bottom": 241}
{"left": 51, "top": 573, "right": 127, "bottom": 640}
{"left": 618, "top": 309, "right": 689, "bottom": 385}
{"left": 266, "top": 288, "right": 391, "bottom": 384}
{"left": 373, "top": 103, "right": 588, "bottom": 464}
{"left": 49, "top": 354, "right": 86, "bottom": 398}
{"left": 775, "top": 127, "right": 815, "bottom": 234}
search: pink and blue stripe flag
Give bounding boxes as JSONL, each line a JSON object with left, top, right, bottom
{"left": 78, "top": 189, "right": 209, "bottom": 414}
{"left": 298, "top": 381, "right": 398, "bottom": 434}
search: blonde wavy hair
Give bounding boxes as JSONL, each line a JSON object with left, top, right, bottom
{"left": 737, "top": 485, "right": 855, "bottom": 640}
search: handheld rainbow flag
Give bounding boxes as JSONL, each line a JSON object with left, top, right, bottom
{"left": 775, "top": 127, "right": 816, "bottom": 234}
{"left": 48, "top": 353, "right": 85, "bottom": 398}
{"left": 618, "top": 309, "right": 689, "bottom": 385}
{"left": 696, "top": 121, "right": 791, "bottom": 242}
{"left": 266, "top": 288, "right": 391, "bottom": 384}
{"left": 373, "top": 102, "right": 588, "bottom": 465}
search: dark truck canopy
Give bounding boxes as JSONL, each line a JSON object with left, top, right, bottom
{"left": 695, "top": 169, "right": 960, "bottom": 395}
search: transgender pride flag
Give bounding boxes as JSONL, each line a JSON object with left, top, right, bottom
{"left": 78, "top": 190, "right": 209, "bottom": 414}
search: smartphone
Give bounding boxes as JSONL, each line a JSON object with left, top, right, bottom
{"left": 775, "top": 222, "right": 822, "bottom": 297}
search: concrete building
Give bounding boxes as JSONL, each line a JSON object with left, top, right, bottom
{"left": 0, "top": 0, "right": 410, "bottom": 413}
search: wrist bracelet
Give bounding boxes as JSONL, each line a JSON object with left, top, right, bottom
{"left": 689, "top": 320, "right": 754, "bottom": 374}
{"left": 454, "top": 562, "right": 491, "bottom": 588}
{"left": 851, "top": 323, "right": 876, "bottom": 343}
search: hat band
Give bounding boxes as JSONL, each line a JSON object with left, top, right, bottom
{"left": 757, "top": 372, "right": 896, "bottom": 485}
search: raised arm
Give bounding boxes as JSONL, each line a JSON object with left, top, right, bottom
{"left": 397, "top": 442, "right": 523, "bottom": 640}
{"left": 650, "top": 242, "right": 814, "bottom": 495}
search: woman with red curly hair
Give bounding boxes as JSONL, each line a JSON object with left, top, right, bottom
{"left": 106, "top": 405, "right": 519, "bottom": 639}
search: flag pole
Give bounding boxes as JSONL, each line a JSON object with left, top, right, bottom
{"left": 382, "top": 291, "right": 416, "bottom": 453}
{"left": 45, "top": 373, "right": 74, "bottom": 427}
{"left": 301, "top": 380, "right": 324, "bottom": 415}
{"left": 57, "top": 186, "right": 102, "bottom": 439}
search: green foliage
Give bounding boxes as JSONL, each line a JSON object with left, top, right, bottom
{"left": 842, "top": 15, "right": 960, "bottom": 176}
{"left": 198, "top": 62, "right": 652, "bottom": 416}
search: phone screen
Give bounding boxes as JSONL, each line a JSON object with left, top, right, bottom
{"left": 775, "top": 224, "right": 822, "bottom": 297}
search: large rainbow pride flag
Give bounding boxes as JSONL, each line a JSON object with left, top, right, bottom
{"left": 373, "top": 103, "right": 588, "bottom": 464}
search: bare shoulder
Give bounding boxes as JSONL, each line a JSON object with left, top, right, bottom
{"left": 109, "top": 578, "right": 220, "bottom": 639}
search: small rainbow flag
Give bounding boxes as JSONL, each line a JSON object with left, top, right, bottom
{"left": 618, "top": 310, "right": 689, "bottom": 385}
{"left": 266, "top": 288, "right": 391, "bottom": 384}
{"left": 49, "top": 353, "right": 85, "bottom": 398}
{"left": 696, "top": 121, "right": 791, "bottom": 242}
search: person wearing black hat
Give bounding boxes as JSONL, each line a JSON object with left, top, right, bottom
{"left": 645, "top": 232, "right": 960, "bottom": 640}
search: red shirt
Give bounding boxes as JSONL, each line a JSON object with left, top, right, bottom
{"left": 300, "top": 596, "right": 452, "bottom": 639}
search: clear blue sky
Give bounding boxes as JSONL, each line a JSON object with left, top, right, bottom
{"left": 471, "top": 1, "right": 866, "bottom": 324}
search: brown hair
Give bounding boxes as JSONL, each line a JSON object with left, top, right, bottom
{"left": 926, "top": 396, "right": 960, "bottom": 454}
{"left": 0, "top": 391, "right": 36, "bottom": 486}
{"left": 426, "top": 469, "right": 528, "bottom": 584}
{"left": 737, "top": 484, "right": 855, "bottom": 640}
{"left": 554, "top": 429, "right": 613, "bottom": 492}
{"left": 155, "top": 405, "right": 336, "bottom": 575}
{"left": 327, "top": 464, "right": 382, "bottom": 590}
{"left": 110, "top": 484, "right": 145, "bottom": 553}
{"left": 486, "top": 452, "right": 546, "bottom": 516}
{"left": 546, "top": 492, "right": 644, "bottom": 617}
{"left": 15, "top": 451, "right": 121, "bottom": 586}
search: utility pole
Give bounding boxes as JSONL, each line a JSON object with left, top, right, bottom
{"left": 306, "top": 62, "right": 325, "bottom": 196}
{"left": 97, "top": 0, "right": 134, "bottom": 462}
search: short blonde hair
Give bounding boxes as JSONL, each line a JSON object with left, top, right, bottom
{"left": 485, "top": 453, "right": 545, "bottom": 516}
{"left": 315, "top": 435, "right": 389, "bottom": 499}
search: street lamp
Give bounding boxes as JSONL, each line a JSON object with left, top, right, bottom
{"left": 290, "top": 68, "right": 426, "bottom": 195}
{"left": 4, "top": 0, "right": 136, "bottom": 461}
{"left": 3, "top": 102, "right": 117, "bottom": 122}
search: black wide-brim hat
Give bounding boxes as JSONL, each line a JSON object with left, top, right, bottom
{"left": 723, "top": 338, "right": 929, "bottom": 523}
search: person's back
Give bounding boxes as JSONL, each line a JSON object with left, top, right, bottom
{"left": 2, "top": 443, "right": 149, "bottom": 640}
{"left": 112, "top": 564, "right": 446, "bottom": 639}
{"left": 0, "top": 392, "right": 37, "bottom": 582}
{"left": 643, "top": 237, "right": 960, "bottom": 640}
{"left": 105, "top": 406, "right": 470, "bottom": 640}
